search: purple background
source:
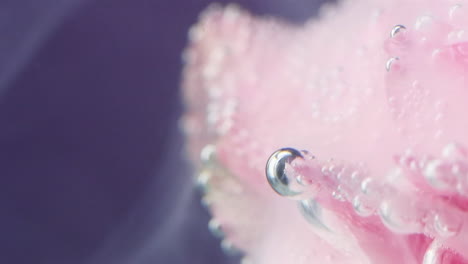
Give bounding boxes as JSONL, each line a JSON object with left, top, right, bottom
{"left": 0, "top": 0, "right": 329, "bottom": 263}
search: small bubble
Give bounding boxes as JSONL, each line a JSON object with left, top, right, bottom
{"left": 398, "top": 151, "right": 419, "bottom": 171}
{"left": 442, "top": 143, "right": 467, "bottom": 161}
{"left": 321, "top": 165, "right": 330, "bottom": 175}
{"left": 386, "top": 57, "right": 400, "bottom": 72}
{"left": 223, "top": 3, "right": 242, "bottom": 23}
{"left": 454, "top": 162, "right": 468, "bottom": 195}
{"left": 414, "top": 15, "right": 433, "bottom": 31}
{"left": 220, "top": 240, "right": 243, "bottom": 256}
{"left": 329, "top": 164, "right": 343, "bottom": 176}
{"left": 331, "top": 190, "right": 345, "bottom": 201}
{"left": 449, "top": 4, "right": 463, "bottom": 21}
{"left": 301, "top": 150, "right": 315, "bottom": 160}
{"left": 456, "top": 179, "right": 468, "bottom": 195}
{"left": 336, "top": 171, "right": 344, "bottom": 180}
{"left": 208, "top": 219, "right": 225, "bottom": 238}
{"left": 379, "top": 200, "right": 424, "bottom": 234}
{"left": 390, "top": 24, "right": 407, "bottom": 38}
{"left": 350, "top": 171, "right": 360, "bottom": 180}
{"left": 431, "top": 48, "right": 443, "bottom": 60}
{"left": 360, "top": 177, "right": 374, "bottom": 194}
{"left": 188, "top": 24, "right": 204, "bottom": 42}
{"left": 200, "top": 144, "right": 217, "bottom": 165}
{"left": 433, "top": 213, "right": 463, "bottom": 237}
{"left": 423, "top": 159, "right": 458, "bottom": 191}
{"left": 296, "top": 174, "right": 311, "bottom": 186}
{"left": 196, "top": 170, "right": 212, "bottom": 193}
{"left": 352, "top": 195, "right": 374, "bottom": 217}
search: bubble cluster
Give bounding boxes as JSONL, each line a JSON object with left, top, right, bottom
{"left": 266, "top": 143, "right": 468, "bottom": 239}
{"left": 196, "top": 144, "right": 250, "bottom": 258}
{"left": 421, "top": 143, "right": 468, "bottom": 196}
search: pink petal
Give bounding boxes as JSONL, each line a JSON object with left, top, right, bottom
{"left": 182, "top": 1, "right": 468, "bottom": 263}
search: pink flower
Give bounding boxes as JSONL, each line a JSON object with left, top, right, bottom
{"left": 182, "top": 1, "right": 468, "bottom": 263}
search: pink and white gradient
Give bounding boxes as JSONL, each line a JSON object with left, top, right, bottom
{"left": 182, "top": 1, "right": 468, "bottom": 263}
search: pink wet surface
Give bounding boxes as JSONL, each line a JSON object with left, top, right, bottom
{"left": 182, "top": 1, "right": 468, "bottom": 263}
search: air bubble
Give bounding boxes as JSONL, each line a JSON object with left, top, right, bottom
{"left": 398, "top": 151, "right": 419, "bottom": 171}
{"left": 196, "top": 169, "right": 212, "bottom": 193}
{"left": 296, "top": 174, "right": 312, "bottom": 186}
{"left": 350, "top": 171, "right": 360, "bottom": 180}
{"left": 265, "top": 148, "right": 304, "bottom": 197}
{"left": 332, "top": 190, "right": 345, "bottom": 201}
{"left": 223, "top": 3, "right": 242, "bottom": 23}
{"left": 352, "top": 195, "right": 374, "bottom": 217}
{"left": 423, "top": 159, "right": 458, "bottom": 192}
{"left": 321, "top": 165, "right": 330, "bottom": 175}
{"left": 449, "top": 4, "right": 463, "bottom": 21}
{"left": 360, "top": 177, "right": 374, "bottom": 194}
{"left": 379, "top": 200, "right": 424, "bottom": 234}
{"left": 414, "top": 15, "right": 433, "bottom": 31}
{"left": 188, "top": 25, "right": 204, "bottom": 42}
{"left": 457, "top": 179, "right": 468, "bottom": 195}
{"left": 391, "top": 25, "right": 406, "bottom": 38}
{"left": 266, "top": 148, "right": 315, "bottom": 198}
{"left": 431, "top": 49, "right": 443, "bottom": 60}
{"left": 200, "top": 144, "right": 217, "bottom": 165}
{"left": 433, "top": 213, "right": 463, "bottom": 237}
{"left": 221, "top": 239, "right": 243, "bottom": 256}
{"left": 442, "top": 143, "right": 467, "bottom": 161}
{"left": 328, "top": 164, "right": 343, "bottom": 177}
{"left": 208, "top": 219, "right": 225, "bottom": 238}
{"left": 386, "top": 57, "right": 399, "bottom": 72}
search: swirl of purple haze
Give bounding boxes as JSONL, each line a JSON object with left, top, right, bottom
{"left": 0, "top": 0, "right": 329, "bottom": 263}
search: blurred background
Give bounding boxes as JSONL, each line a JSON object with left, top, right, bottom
{"left": 0, "top": 0, "right": 329, "bottom": 263}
